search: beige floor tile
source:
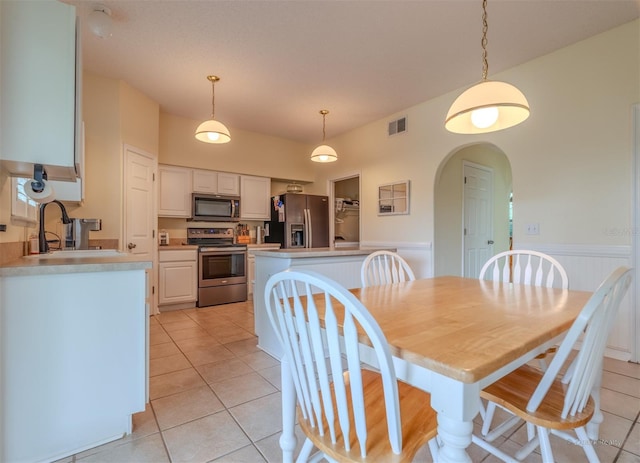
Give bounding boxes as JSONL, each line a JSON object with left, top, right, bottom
{"left": 216, "top": 329, "right": 256, "bottom": 344}
{"left": 229, "top": 392, "right": 282, "bottom": 441}
{"left": 224, "top": 337, "right": 262, "bottom": 356}
{"left": 601, "top": 387, "right": 640, "bottom": 420}
{"left": 210, "top": 372, "right": 278, "bottom": 408}
{"left": 150, "top": 341, "right": 181, "bottom": 360}
{"left": 76, "top": 433, "right": 169, "bottom": 462}
{"left": 617, "top": 450, "right": 640, "bottom": 462}
{"left": 155, "top": 311, "right": 193, "bottom": 324}
{"left": 149, "top": 329, "right": 172, "bottom": 346}
{"left": 196, "top": 357, "right": 254, "bottom": 384}
{"left": 162, "top": 411, "right": 251, "bottom": 462}
{"left": 168, "top": 325, "right": 211, "bottom": 341}
{"left": 173, "top": 333, "right": 221, "bottom": 352}
{"left": 240, "top": 350, "right": 279, "bottom": 371}
{"left": 152, "top": 385, "right": 224, "bottom": 430}
{"left": 603, "top": 370, "right": 640, "bottom": 398}
{"left": 603, "top": 357, "right": 640, "bottom": 379}
{"left": 622, "top": 421, "right": 640, "bottom": 456}
{"left": 256, "top": 364, "right": 282, "bottom": 390}
{"left": 211, "top": 444, "right": 267, "bottom": 462}
{"left": 161, "top": 318, "right": 202, "bottom": 332}
{"left": 183, "top": 344, "right": 237, "bottom": 366}
{"left": 149, "top": 367, "right": 207, "bottom": 400}
{"left": 149, "top": 352, "right": 191, "bottom": 377}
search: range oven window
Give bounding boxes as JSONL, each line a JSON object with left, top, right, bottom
{"left": 201, "top": 252, "right": 245, "bottom": 280}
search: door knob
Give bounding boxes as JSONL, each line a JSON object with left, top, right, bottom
{"left": 487, "top": 240, "right": 495, "bottom": 245}
{"left": 128, "top": 242, "right": 137, "bottom": 250}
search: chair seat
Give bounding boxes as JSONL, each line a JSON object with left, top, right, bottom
{"left": 481, "top": 364, "right": 594, "bottom": 430}
{"left": 299, "top": 369, "right": 437, "bottom": 463}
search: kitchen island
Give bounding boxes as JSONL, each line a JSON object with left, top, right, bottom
{"left": 0, "top": 252, "right": 151, "bottom": 462}
{"left": 252, "top": 246, "right": 394, "bottom": 358}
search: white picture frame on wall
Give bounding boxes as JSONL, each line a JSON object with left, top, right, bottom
{"left": 378, "top": 180, "right": 410, "bottom": 216}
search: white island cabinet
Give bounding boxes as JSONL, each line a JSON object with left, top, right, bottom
{"left": 0, "top": 255, "right": 151, "bottom": 463}
{"left": 252, "top": 247, "right": 395, "bottom": 358}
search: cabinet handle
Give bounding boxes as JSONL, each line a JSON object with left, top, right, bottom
{"left": 487, "top": 240, "right": 495, "bottom": 245}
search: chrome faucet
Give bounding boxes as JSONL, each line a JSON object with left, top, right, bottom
{"left": 39, "top": 200, "right": 72, "bottom": 253}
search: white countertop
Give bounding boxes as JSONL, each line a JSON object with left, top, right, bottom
{"left": 251, "top": 246, "right": 395, "bottom": 259}
{"left": 0, "top": 252, "right": 152, "bottom": 277}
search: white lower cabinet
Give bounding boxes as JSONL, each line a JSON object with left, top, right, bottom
{"left": 158, "top": 249, "right": 197, "bottom": 307}
{"left": 248, "top": 244, "right": 280, "bottom": 299}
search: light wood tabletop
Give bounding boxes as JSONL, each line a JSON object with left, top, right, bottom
{"left": 313, "top": 276, "right": 592, "bottom": 383}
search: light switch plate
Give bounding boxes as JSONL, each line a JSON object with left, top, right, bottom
{"left": 525, "top": 223, "right": 540, "bottom": 235}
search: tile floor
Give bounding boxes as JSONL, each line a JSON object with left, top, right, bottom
{"left": 60, "top": 301, "right": 639, "bottom": 462}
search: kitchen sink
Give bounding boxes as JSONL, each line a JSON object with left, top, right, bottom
{"left": 25, "top": 249, "right": 126, "bottom": 259}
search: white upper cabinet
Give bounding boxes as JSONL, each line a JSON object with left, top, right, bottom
{"left": 0, "top": 0, "right": 82, "bottom": 181}
{"left": 192, "top": 169, "right": 218, "bottom": 193}
{"left": 240, "top": 175, "right": 271, "bottom": 220}
{"left": 193, "top": 170, "right": 239, "bottom": 196}
{"left": 217, "top": 172, "right": 240, "bottom": 196}
{"left": 158, "top": 165, "right": 193, "bottom": 217}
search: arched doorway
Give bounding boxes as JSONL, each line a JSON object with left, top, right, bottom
{"left": 434, "top": 143, "right": 512, "bottom": 277}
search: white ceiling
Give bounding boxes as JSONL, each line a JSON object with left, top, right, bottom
{"left": 62, "top": 0, "right": 639, "bottom": 144}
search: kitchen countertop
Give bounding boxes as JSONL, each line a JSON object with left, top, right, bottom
{"left": 0, "top": 252, "right": 152, "bottom": 277}
{"left": 251, "top": 246, "right": 395, "bottom": 259}
{"left": 158, "top": 245, "right": 199, "bottom": 251}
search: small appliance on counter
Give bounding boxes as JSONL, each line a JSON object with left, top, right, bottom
{"left": 159, "top": 230, "right": 170, "bottom": 246}
{"left": 62, "top": 218, "right": 102, "bottom": 250}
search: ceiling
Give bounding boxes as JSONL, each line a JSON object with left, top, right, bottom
{"left": 62, "top": 0, "right": 639, "bottom": 144}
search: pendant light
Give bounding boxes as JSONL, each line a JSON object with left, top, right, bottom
{"left": 195, "top": 75, "right": 231, "bottom": 144}
{"left": 445, "top": 0, "right": 530, "bottom": 134}
{"left": 310, "top": 110, "right": 338, "bottom": 163}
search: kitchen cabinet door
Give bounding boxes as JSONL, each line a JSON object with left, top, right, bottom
{"left": 217, "top": 172, "right": 240, "bottom": 195}
{"left": 192, "top": 169, "right": 218, "bottom": 193}
{"left": 158, "top": 249, "right": 197, "bottom": 306}
{"left": 240, "top": 175, "right": 271, "bottom": 219}
{"left": 0, "top": 0, "right": 81, "bottom": 181}
{"left": 158, "top": 165, "right": 192, "bottom": 217}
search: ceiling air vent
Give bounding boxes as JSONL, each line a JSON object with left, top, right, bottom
{"left": 388, "top": 116, "right": 407, "bottom": 136}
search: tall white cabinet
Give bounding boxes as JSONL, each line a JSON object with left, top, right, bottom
{"left": 240, "top": 175, "right": 271, "bottom": 219}
{"left": 0, "top": 0, "right": 82, "bottom": 181}
{"left": 158, "top": 165, "right": 193, "bottom": 217}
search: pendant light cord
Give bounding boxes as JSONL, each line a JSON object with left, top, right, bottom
{"left": 481, "top": 0, "right": 489, "bottom": 81}
{"left": 210, "top": 79, "right": 216, "bottom": 119}
{"left": 322, "top": 113, "right": 326, "bottom": 142}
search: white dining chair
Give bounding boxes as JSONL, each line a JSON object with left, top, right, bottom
{"left": 360, "top": 250, "right": 416, "bottom": 287}
{"left": 473, "top": 266, "right": 632, "bottom": 463}
{"left": 264, "top": 269, "right": 438, "bottom": 462}
{"left": 479, "top": 250, "right": 570, "bottom": 442}
{"left": 478, "top": 250, "right": 568, "bottom": 289}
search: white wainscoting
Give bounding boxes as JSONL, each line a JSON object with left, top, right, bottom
{"left": 362, "top": 241, "right": 634, "bottom": 361}
{"left": 361, "top": 241, "right": 433, "bottom": 280}
{"left": 516, "top": 243, "right": 633, "bottom": 361}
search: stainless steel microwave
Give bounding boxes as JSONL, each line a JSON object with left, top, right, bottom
{"left": 191, "top": 193, "right": 240, "bottom": 222}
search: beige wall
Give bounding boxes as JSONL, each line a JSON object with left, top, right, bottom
{"left": 159, "top": 112, "right": 313, "bottom": 183}
{"left": 313, "top": 20, "right": 639, "bottom": 260}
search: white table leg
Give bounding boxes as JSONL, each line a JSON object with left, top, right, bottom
{"left": 280, "top": 357, "right": 297, "bottom": 463}
{"left": 430, "top": 374, "right": 479, "bottom": 463}
{"left": 437, "top": 414, "right": 474, "bottom": 463}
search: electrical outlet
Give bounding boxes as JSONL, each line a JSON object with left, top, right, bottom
{"left": 525, "top": 223, "right": 540, "bottom": 235}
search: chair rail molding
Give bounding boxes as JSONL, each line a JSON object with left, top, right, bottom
{"left": 361, "top": 241, "right": 432, "bottom": 279}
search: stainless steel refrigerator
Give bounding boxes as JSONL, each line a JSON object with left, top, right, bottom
{"left": 264, "top": 194, "right": 330, "bottom": 248}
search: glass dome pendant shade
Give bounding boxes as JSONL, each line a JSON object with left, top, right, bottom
{"left": 445, "top": 0, "right": 530, "bottom": 134}
{"left": 310, "top": 110, "right": 338, "bottom": 162}
{"left": 195, "top": 75, "right": 231, "bottom": 144}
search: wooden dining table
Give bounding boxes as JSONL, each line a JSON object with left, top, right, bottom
{"left": 276, "top": 276, "right": 593, "bottom": 463}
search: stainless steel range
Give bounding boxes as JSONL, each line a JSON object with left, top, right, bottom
{"left": 187, "top": 227, "right": 247, "bottom": 307}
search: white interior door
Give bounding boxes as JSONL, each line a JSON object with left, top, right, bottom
{"left": 463, "top": 162, "right": 494, "bottom": 278}
{"left": 124, "top": 144, "right": 157, "bottom": 313}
